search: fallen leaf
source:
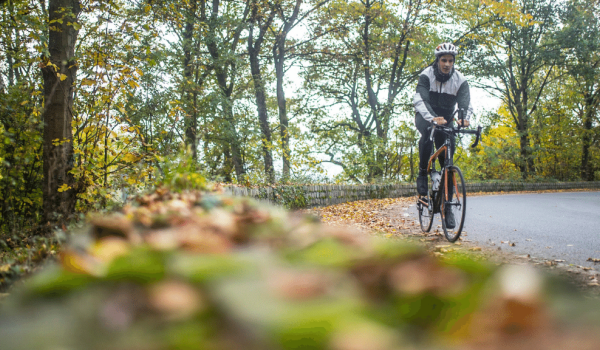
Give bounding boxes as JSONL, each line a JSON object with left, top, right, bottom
{"left": 435, "top": 245, "right": 452, "bottom": 252}
{"left": 389, "top": 257, "right": 466, "bottom": 296}
{"left": 91, "top": 215, "right": 135, "bottom": 241}
{"left": 270, "top": 270, "right": 330, "bottom": 300}
{"left": 148, "top": 280, "right": 204, "bottom": 320}
{"left": 60, "top": 249, "right": 103, "bottom": 276}
{"left": 90, "top": 238, "right": 130, "bottom": 263}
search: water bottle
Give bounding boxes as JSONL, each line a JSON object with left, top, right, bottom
{"left": 431, "top": 171, "right": 441, "bottom": 191}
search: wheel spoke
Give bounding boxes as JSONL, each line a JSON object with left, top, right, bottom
{"left": 442, "top": 166, "right": 467, "bottom": 242}
{"left": 418, "top": 183, "right": 434, "bottom": 232}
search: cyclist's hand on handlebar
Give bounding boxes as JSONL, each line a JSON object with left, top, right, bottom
{"left": 433, "top": 117, "right": 447, "bottom": 125}
{"left": 457, "top": 119, "right": 470, "bottom": 127}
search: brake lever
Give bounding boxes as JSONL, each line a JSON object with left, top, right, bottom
{"left": 470, "top": 125, "right": 483, "bottom": 148}
{"left": 429, "top": 123, "right": 437, "bottom": 141}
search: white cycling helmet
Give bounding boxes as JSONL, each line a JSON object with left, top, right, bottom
{"left": 434, "top": 42, "right": 458, "bottom": 57}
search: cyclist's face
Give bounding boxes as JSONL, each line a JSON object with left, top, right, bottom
{"left": 439, "top": 54, "right": 454, "bottom": 74}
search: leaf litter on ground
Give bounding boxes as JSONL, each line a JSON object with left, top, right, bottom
{"left": 0, "top": 190, "right": 599, "bottom": 350}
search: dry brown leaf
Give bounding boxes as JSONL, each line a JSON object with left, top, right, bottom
{"left": 148, "top": 280, "right": 204, "bottom": 320}
{"left": 91, "top": 215, "right": 135, "bottom": 241}
{"left": 176, "top": 223, "right": 232, "bottom": 254}
{"left": 435, "top": 245, "right": 452, "bottom": 252}
{"left": 144, "top": 229, "right": 181, "bottom": 251}
{"left": 389, "top": 256, "right": 466, "bottom": 296}
{"left": 269, "top": 270, "right": 331, "bottom": 300}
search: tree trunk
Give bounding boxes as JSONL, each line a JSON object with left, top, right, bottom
{"left": 41, "top": 0, "right": 81, "bottom": 227}
{"left": 183, "top": 1, "right": 198, "bottom": 160}
{"left": 515, "top": 90, "right": 535, "bottom": 179}
{"left": 272, "top": 0, "right": 302, "bottom": 181}
{"left": 203, "top": 0, "right": 248, "bottom": 183}
{"left": 361, "top": 0, "right": 384, "bottom": 180}
{"left": 248, "top": 36, "right": 275, "bottom": 183}
{"left": 248, "top": 3, "right": 275, "bottom": 184}
{"left": 274, "top": 38, "right": 290, "bottom": 180}
{"left": 516, "top": 115, "right": 535, "bottom": 179}
{"left": 581, "top": 95, "right": 594, "bottom": 181}
{"left": 518, "top": 130, "right": 532, "bottom": 179}
{"left": 223, "top": 101, "right": 245, "bottom": 181}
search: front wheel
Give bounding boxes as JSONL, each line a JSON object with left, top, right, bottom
{"left": 417, "top": 191, "right": 434, "bottom": 233}
{"left": 441, "top": 166, "right": 466, "bottom": 242}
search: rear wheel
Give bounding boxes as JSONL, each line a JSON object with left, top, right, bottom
{"left": 441, "top": 166, "right": 466, "bottom": 242}
{"left": 417, "top": 178, "right": 434, "bottom": 232}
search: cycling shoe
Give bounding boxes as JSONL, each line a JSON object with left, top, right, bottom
{"left": 417, "top": 175, "right": 428, "bottom": 196}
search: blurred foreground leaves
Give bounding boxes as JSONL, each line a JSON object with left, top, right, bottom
{"left": 1, "top": 189, "right": 599, "bottom": 350}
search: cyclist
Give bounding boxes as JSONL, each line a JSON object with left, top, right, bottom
{"left": 413, "top": 42, "right": 473, "bottom": 228}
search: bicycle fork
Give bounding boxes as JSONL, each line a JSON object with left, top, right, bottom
{"left": 441, "top": 168, "right": 461, "bottom": 218}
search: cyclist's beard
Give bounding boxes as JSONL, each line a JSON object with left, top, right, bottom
{"left": 433, "top": 58, "right": 454, "bottom": 83}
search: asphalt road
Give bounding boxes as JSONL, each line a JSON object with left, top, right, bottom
{"left": 413, "top": 191, "right": 600, "bottom": 268}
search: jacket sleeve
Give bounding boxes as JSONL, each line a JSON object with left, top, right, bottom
{"left": 413, "top": 73, "right": 437, "bottom": 122}
{"left": 456, "top": 80, "right": 474, "bottom": 121}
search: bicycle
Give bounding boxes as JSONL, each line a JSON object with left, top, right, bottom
{"left": 417, "top": 110, "right": 482, "bottom": 242}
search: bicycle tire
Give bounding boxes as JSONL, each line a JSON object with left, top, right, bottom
{"left": 417, "top": 182, "right": 434, "bottom": 232}
{"left": 441, "top": 166, "right": 466, "bottom": 242}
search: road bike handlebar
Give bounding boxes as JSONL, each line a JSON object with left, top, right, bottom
{"left": 465, "top": 126, "right": 482, "bottom": 148}
{"left": 429, "top": 123, "right": 482, "bottom": 148}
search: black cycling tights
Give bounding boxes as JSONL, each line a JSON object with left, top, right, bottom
{"left": 415, "top": 114, "right": 455, "bottom": 174}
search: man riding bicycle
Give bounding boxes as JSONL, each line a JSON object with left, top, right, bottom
{"left": 413, "top": 42, "right": 473, "bottom": 228}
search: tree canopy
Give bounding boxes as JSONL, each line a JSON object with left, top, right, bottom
{"left": 0, "top": 0, "right": 598, "bottom": 232}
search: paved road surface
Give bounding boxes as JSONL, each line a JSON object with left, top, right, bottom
{"left": 412, "top": 191, "right": 600, "bottom": 268}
